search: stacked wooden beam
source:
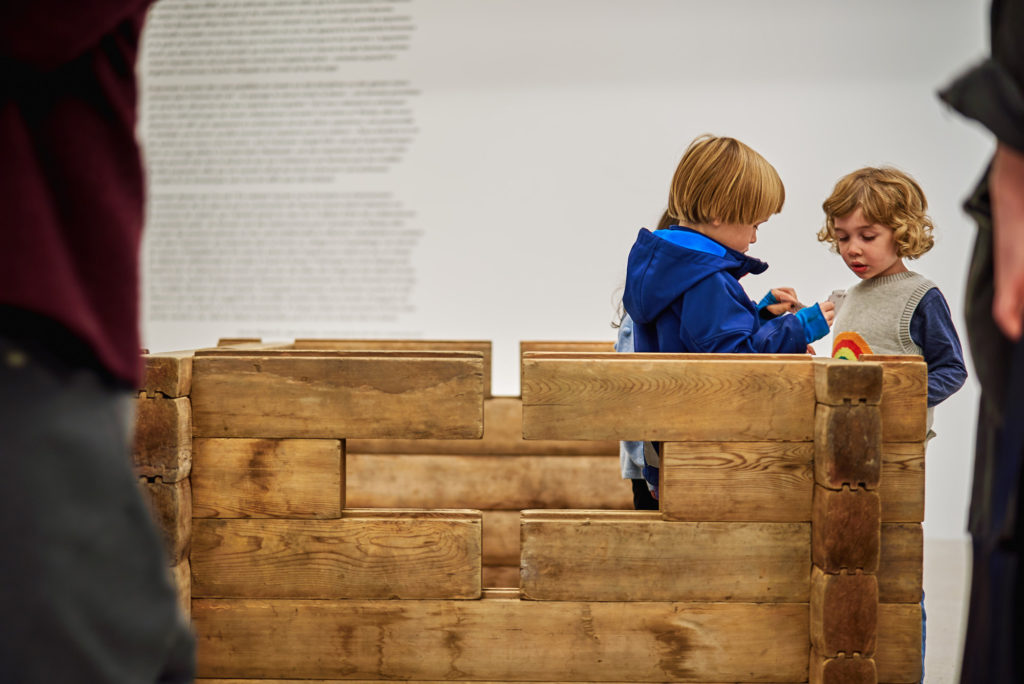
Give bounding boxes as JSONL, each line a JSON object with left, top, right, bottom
{"left": 130, "top": 341, "right": 926, "bottom": 683}
{"left": 520, "top": 351, "right": 925, "bottom": 683}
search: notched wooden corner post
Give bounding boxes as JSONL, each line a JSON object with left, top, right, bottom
{"left": 811, "top": 359, "right": 883, "bottom": 684}
{"left": 134, "top": 350, "right": 196, "bottom": 619}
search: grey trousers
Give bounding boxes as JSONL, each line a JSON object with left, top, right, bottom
{"left": 0, "top": 336, "right": 195, "bottom": 683}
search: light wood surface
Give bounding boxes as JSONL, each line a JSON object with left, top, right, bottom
{"left": 291, "top": 339, "right": 493, "bottom": 397}
{"left": 520, "top": 511, "right": 809, "bottom": 602}
{"left": 193, "top": 598, "right": 811, "bottom": 682}
{"left": 660, "top": 441, "right": 813, "bottom": 521}
{"left": 347, "top": 396, "right": 618, "bottom": 456}
{"left": 345, "top": 452, "right": 629, "bottom": 510}
{"left": 191, "top": 510, "right": 481, "bottom": 599}
{"left": 141, "top": 350, "right": 195, "bottom": 397}
{"left": 861, "top": 356, "right": 928, "bottom": 443}
{"left": 659, "top": 442, "right": 923, "bottom": 522}
{"left": 191, "top": 438, "right": 344, "bottom": 519}
{"left": 191, "top": 351, "right": 484, "bottom": 439}
{"left": 522, "top": 353, "right": 816, "bottom": 442}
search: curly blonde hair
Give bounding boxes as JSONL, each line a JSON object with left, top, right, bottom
{"left": 817, "top": 167, "right": 934, "bottom": 259}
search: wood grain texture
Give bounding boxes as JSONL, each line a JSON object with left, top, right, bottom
{"left": 878, "top": 524, "right": 923, "bottom": 603}
{"left": 520, "top": 340, "right": 616, "bottom": 355}
{"left": 138, "top": 477, "right": 191, "bottom": 564}
{"left": 876, "top": 603, "right": 922, "bottom": 683}
{"left": 193, "top": 598, "right": 810, "bottom": 682}
{"left": 347, "top": 396, "right": 618, "bottom": 456}
{"left": 814, "top": 403, "right": 882, "bottom": 490}
{"left": 191, "top": 438, "right": 343, "bottom": 519}
{"left": 345, "top": 453, "right": 629, "bottom": 510}
{"left": 520, "top": 511, "right": 810, "bottom": 602}
{"left": 171, "top": 559, "right": 190, "bottom": 621}
{"left": 860, "top": 356, "right": 928, "bottom": 443}
{"left": 191, "top": 510, "right": 481, "bottom": 599}
{"left": 191, "top": 351, "right": 484, "bottom": 439}
{"left": 522, "top": 354, "right": 816, "bottom": 441}
{"left": 133, "top": 396, "right": 192, "bottom": 482}
{"left": 810, "top": 567, "right": 878, "bottom": 657}
{"left": 291, "top": 339, "right": 492, "bottom": 397}
{"left": 813, "top": 486, "right": 881, "bottom": 573}
{"left": 482, "top": 510, "right": 520, "bottom": 565}
{"left": 198, "top": 680, "right": 802, "bottom": 683}
{"left": 660, "top": 442, "right": 919, "bottom": 523}
{"left": 141, "top": 350, "right": 194, "bottom": 397}
{"left": 813, "top": 359, "right": 883, "bottom": 405}
{"left": 660, "top": 442, "right": 813, "bottom": 522}
{"left": 482, "top": 565, "right": 519, "bottom": 589}
{"left": 877, "top": 442, "right": 925, "bottom": 523}
{"left": 809, "top": 651, "right": 877, "bottom": 684}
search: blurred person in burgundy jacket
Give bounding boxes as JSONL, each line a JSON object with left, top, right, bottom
{"left": 0, "top": 2, "right": 196, "bottom": 681}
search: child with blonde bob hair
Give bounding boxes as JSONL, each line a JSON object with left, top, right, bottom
{"left": 820, "top": 166, "right": 967, "bottom": 410}
{"left": 622, "top": 134, "right": 834, "bottom": 500}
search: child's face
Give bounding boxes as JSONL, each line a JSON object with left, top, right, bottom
{"left": 833, "top": 208, "right": 907, "bottom": 280}
{"left": 713, "top": 219, "right": 763, "bottom": 254}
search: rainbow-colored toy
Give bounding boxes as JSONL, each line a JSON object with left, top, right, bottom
{"left": 832, "top": 331, "right": 873, "bottom": 360}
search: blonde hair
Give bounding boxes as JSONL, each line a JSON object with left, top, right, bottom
{"left": 669, "top": 134, "right": 785, "bottom": 226}
{"left": 818, "top": 167, "right": 934, "bottom": 259}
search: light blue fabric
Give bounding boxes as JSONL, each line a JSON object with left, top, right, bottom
{"left": 615, "top": 314, "right": 645, "bottom": 479}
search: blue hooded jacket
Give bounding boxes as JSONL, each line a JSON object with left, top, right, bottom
{"left": 622, "top": 226, "right": 813, "bottom": 354}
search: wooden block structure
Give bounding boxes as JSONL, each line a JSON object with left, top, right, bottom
{"left": 132, "top": 340, "right": 925, "bottom": 683}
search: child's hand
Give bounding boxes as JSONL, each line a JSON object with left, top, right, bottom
{"left": 765, "top": 287, "right": 803, "bottom": 315}
{"left": 817, "top": 300, "right": 836, "bottom": 326}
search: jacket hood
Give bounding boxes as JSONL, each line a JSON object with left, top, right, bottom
{"left": 622, "top": 227, "right": 768, "bottom": 325}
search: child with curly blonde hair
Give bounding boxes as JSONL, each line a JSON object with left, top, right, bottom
{"left": 820, "top": 166, "right": 967, "bottom": 684}
{"left": 820, "top": 166, "right": 967, "bottom": 412}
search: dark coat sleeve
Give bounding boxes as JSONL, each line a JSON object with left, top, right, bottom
{"left": 939, "top": 0, "right": 1024, "bottom": 152}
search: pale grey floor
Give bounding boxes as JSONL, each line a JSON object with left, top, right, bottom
{"left": 923, "top": 536, "right": 971, "bottom": 683}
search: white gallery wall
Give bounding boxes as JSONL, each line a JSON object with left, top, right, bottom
{"left": 138, "top": 0, "right": 993, "bottom": 540}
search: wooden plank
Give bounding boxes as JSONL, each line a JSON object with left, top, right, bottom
{"left": 860, "top": 356, "right": 928, "bottom": 443}
{"left": 810, "top": 651, "right": 877, "bottom": 684}
{"left": 660, "top": 442, "right": 918, "bottom": 523}
{"left": 141, "top": 350, "right": 194, "bottom": 397}
{"left": 521, "top": 354, "right": 816, "bottom": 441}
{"left": 199, "top": 680, "right": 802, "bottom": 683}
{"left": 878, "top": 524, "right": 923, "bottom": 603}
{"left": 171, "top": 559, "right": 190, "bottom": 621}
{"left": 191, "top": 438, "right": 344, "bottom": 519}
{"left": 810, "top": 566, "right": 878, "bottom": 657}
{"left": 660, "top": 442, "right": 813, "bottom": 522}
{"left": 814, "top": 403, "right": 882, "bottom": 490}
{"left": 813, "top": 486, "right": 881, "bottom": 573}
{"left": 520, "top": 511, "right": 809, "bottom": 602}
{"left": 345, "top": 453, "right": 630, "bottom": 510}
{"left": 876, "top": 603, "right": 922, "bottom": 683}
{"left": 193, "top": 598, "right": 810, "bottom": 681}
{"left": 813, "top": 358, "right": 883, "bottom": 405}
{"left": 191, "top": 510, "right": 482, "bottom": 599}
{"left": 520, "top": 340, "right": 616, "bottom": 355}
{"left": 482, "top": 510, "right": 520, "bottom": 566}
{"left": 482, "top": 565, "right": 519, "bottom": 588}
{"left": 133, "top": 396, "right": 192, "bottom": 482}
{"left": 191, "top": 352, "right": 484, "bottom": 439}
{"left": 878, "top": 442, "right": 925, "bottom": 523}
{"left": 291, "top": 339, "right": 493, "bottom": 397}
{"left": 138, "top": 477, "right": 191, "bottom": 565}
{"left": 347, "top": 396, "right": 618, "bottom": 456}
